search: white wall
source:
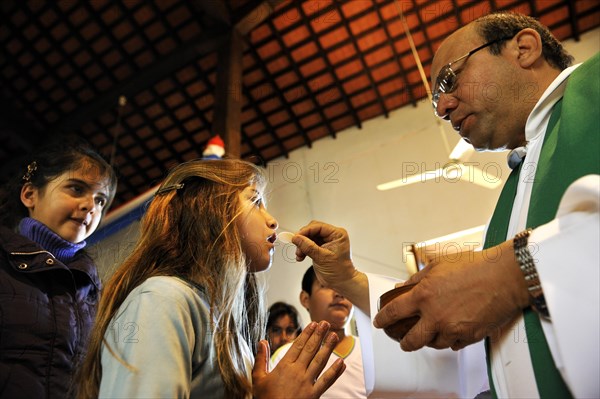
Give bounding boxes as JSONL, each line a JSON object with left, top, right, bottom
{"left": 91, "top": 27, "right": 600, "bottom": 328}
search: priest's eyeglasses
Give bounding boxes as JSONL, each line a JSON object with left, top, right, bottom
{"left": 432, "top": 36, "right": 514, "bottom": 120}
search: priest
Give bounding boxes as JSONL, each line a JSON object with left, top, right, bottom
{"left": 292, "top": 12, "right": 599, "bottom": 399}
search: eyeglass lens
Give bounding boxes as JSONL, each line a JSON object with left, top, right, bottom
{"left": 269, "top": 326, "right": 299, "bottom": 337}
{"left": 431, "top": 36, "right": 514, "bottom": 119}
{"left": 432, "top": 66, "right": 455, "bottom": 119}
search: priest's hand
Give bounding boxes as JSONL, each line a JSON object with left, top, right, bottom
{"left": 374, "top": 240, "right": 531, "bottom": 351}
{"left": 292, "top": 221, "right": 370, "bottom": 313}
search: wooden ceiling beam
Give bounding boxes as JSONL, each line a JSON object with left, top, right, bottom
{"left": 210, "top": 0, "right": 287, "bottom": 158}
{"left": 233, "top": 0, "right": 287, "bottom": 35}
{"left": 212, "top": 30, "right": 243, "bottom": 158}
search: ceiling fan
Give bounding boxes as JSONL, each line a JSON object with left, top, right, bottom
{"left": 376, "top": 123, "right": 502, "bottom": 190}
{"left": 377, "top": 1, "right": 501, "bottom": 191}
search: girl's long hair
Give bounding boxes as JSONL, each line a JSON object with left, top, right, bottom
{"left": 77, "top": 159, "right": 267, "bottom": 398}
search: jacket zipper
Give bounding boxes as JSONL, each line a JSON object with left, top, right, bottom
{"left": 10, "top": 250, "right": 55, "bottom": 258}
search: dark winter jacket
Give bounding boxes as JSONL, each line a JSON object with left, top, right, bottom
{"left": 0, "top": 226, "right": 101, "bottom": 398}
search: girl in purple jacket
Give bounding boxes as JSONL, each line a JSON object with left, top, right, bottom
{"left": 0, "top": 137, "right": 117, "bottom": 398}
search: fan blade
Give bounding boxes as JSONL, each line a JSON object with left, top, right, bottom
{"left": 377, "top": 163, "right": 502, "bottom": 191}
{"left": 458, "top": 165, "right": 502, "bottom": 189}
{"left": 449, "top": 139, "right": 474, "bottom": 161}
{"left": 376, "top": 167, "right": 445, "bottom": 190}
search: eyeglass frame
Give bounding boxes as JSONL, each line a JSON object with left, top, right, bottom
{"left": 432, "top": 36, "right": 515, "bottom": 120}
{"left": 267, "top": 325, "right": 301, "bottom": 338}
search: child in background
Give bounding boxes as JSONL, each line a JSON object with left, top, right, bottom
{"left": 77, "top": 159, "right": 345, "bottom": 399}
{"left": 266, "top": 301, "right": 302, "bottom": 356}
{"left": 0, "top": 137, "right": 117, "bottom": 398}
{"left": 271, "top": 265, "right": 367, "bottom": 398}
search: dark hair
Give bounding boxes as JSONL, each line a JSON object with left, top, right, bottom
{"left": 474, "top": 12, "right": 573, "bottom": 70}
{"left": 301, "top": 265, "right": 317, "bottom": 295}
{"left": 0, "top": 136, "right": 118, "bottom": 229}
{"left": 267, "top": 301, "right": 302, "bottom": 332}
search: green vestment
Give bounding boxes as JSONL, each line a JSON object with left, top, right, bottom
{"left": 484, "top": 52, "right": 600, "bottom": 398}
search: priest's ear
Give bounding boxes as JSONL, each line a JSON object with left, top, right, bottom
{"left": 514, "top": 28, "right": 543, "bottom": 69}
